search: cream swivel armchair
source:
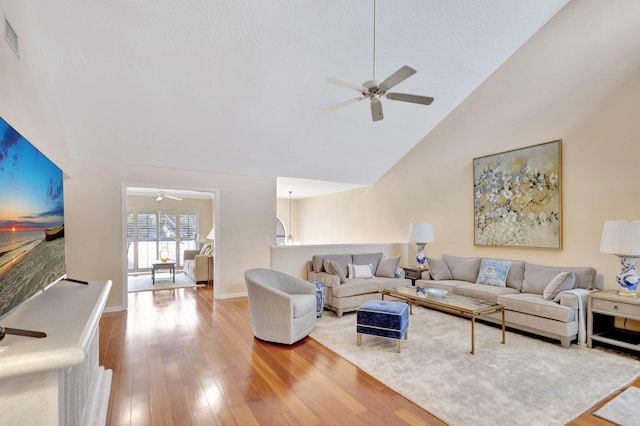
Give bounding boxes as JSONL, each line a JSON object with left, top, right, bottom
{"left": 244, "top": 268, "right": 317, "bottom": 345}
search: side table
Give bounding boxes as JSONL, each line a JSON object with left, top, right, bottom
{"left": 588, "top": 290, "right": 640, "bottom": 352}
{"left": 151, "top": 260, "right": 176, "bottom": 284}
{"left": 401, "top": 266, "right": 429, "bottom": 286}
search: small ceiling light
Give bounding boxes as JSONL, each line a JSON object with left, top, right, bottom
{"left": 287, "top": 191, "right": 295, "bottom": 245}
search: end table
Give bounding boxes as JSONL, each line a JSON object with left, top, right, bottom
{"left": 401, "top": 266, "right": 429, "bottom": 286}
{"left": 588, "top": 290, "right": 640, "bottom": 352}
{"left": 151, "top": 259, "right": 176, "bottom": 284}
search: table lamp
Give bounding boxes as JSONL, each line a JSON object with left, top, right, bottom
{"left": 159, "top": 247, "right": 170, "bottom": 262}
{"left": 206, "top": 227, "right": 215, "bottom": 240}
{"left": 600, "top": 220, "right": 640, "bottom": 297}
{"left": 408, "top": 223, "right": 434, "bottom": 267}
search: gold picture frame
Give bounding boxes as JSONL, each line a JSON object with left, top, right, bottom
{"left": 473, "top": 140, "right": 562, "bottom": 249}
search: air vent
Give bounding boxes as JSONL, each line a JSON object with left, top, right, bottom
{"left": 5, "top": 18, "right": 18, "bottom": 57}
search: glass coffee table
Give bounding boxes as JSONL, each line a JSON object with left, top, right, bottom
{"left": 382, "top": 286, "right": 505, "bottom": 354}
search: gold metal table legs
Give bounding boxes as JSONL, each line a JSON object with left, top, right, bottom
{"left": 470, "top": 308, "right": 505, "bottom": 355}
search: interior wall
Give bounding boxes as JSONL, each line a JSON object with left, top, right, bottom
{"left": 64, "top": 161, "right": 275, "bottom": 309}
{"left": 298, "top": 1, "right": 640, "bottom": 292}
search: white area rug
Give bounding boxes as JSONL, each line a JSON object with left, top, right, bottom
{"left": 594, "top": 386, "right": 640, "bottom": 425}
{"left": 310, "top": 306, "right": 640, "bottom": 426}
{"left": 128, "top": 272, "right": 203, "bottom": 293}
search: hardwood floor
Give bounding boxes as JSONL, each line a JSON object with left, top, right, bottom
{"left": 99, "top": 286, "right": 445, "bottom": 425}
{"left": 99, "top": 286, "right": 638, "bottom": 425}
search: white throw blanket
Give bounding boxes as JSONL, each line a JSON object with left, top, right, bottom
{"left": 554, "top": 288, "right": 590, "bottom": 346}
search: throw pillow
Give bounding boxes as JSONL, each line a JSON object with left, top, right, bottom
{"left": 427, "top": 257, "right": 452, "bottom": 280}
{"left": 543, "top": 271, "right": 576, "bottom": 300}
{"left": 523, "top": 263, "right": 596, "bottom": 293}
{"left": 323, "top": 259, "right": 347, "bottom": 283}
{"left": 476, "top": 259, "right": 511, "bottom": 287}
{"left": 376, "top": 255, "right": 401, "bottom": 278}
{"left": 352, "top": 252, "right": 383, "bottom": 275}
{"left": 347, "top": 263, "right": 374, "bottom": 279}
{"left": 442, "top": 254, "right": 482, "bottom": 282}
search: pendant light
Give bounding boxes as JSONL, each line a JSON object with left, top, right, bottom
{"left": 287, "top": 191, "right": 295, "bottom": 245}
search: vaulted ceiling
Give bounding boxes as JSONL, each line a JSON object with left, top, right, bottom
{"left": 29, "top": 0, "right": 568, "bottom": 198}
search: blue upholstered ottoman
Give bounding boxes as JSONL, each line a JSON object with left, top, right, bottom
{"left": 356, "top": 300, "right": 409, "bottom": 353}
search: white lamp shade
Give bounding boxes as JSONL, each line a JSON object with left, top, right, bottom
{"left": 600, "top": 221, "right": 640, "bottom": 255}
{"left": 206, "top": 227, "right": 215, "bottom": 240}
{"left": 409, "top": 223, "right": 434, "bottom": 243}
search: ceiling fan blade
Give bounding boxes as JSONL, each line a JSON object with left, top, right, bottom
{"left": 370, "top": 99, "right": 383, "bottom": 122}
{"left": 166, "top": 195, "right": 182, "bottom": 201}
{"left": 379, "top": 65, "right": 417, "bottom": 92}
{"left": 386, "top": 92, "right": 434, "bottom": 105}
{"left": 326, "top": 77, "right": 368, "bottom": 93}
{"left": 323, "top": 97, "right": 366, "bottom": 112}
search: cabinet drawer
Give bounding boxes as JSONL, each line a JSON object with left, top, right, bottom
{"left": 592, "top": 298, "right": 640, "bottom": 318}
{"left": 405, "top": 270, "right": 421, "bottom": 279}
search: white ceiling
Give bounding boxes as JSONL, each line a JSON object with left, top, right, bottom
{"left": 28, "top": 0, "right": 568, "bottom": 199}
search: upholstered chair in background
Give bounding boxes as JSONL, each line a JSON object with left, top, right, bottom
{"left": 244, "top": 268, "right": 317, "bottom": 345}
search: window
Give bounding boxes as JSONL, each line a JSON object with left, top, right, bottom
{"left": 127, "top": 211, "right": 198, "bottom": 271}
{"left": 276, "top": 217, "right": 286, "bottom": 246}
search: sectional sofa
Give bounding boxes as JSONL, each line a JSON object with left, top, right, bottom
{"left": 306, "top": 252, "right": 406, "bottom": 317}
{"left": 418, "top": 254, "right": 603, "bottom": 348}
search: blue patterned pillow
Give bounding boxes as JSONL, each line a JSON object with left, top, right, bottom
{"left": 476, "top": 259, "right": 511, "bottom": 287}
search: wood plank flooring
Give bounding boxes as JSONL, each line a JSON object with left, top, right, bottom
{"left": 99, "top": 286, "right": 638, "bottom": 425}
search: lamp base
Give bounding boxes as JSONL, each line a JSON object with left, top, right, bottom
{"left": 615, "top": 255, "right": 640, "bottom": 297}
{"left": 415, "top": 243, "right": 426, "bottom": 266}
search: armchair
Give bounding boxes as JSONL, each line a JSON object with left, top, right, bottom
{"left": 244, "top": 268, "right": 317, "bottom": 345}
{"left": 183, "top": 243, "right": 213, "bottom": 284}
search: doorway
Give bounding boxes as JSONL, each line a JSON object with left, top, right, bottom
{"left": 124, "top": 186, "right": 215, "bottom": 295}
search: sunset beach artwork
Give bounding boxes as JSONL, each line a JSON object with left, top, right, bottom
{"left": 0, "top": 117, "right": 65, "bottom": 318}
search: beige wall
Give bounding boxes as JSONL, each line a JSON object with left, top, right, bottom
{"left": 298, "top": 1, "right": 640, "bottom": 292}
{"left": 65, "top": 161, "right": 275, "bottom": 309}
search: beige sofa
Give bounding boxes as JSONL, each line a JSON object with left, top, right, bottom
{"left": 418, "top": 254, "right": 603, "bottom": 348}
{"left": 183, "top": 243, "right": 214, "bottom": 284}
{"left": 306, "top": 252, "right": 406, "bottom": 317}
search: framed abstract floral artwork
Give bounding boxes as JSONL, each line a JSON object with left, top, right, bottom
{"left": 473, "top": 140, "right": 562, "bottom": 249}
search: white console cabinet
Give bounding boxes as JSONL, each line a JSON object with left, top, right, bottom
{"left": 0, "top": 280, "right": 112, "bottom": 426}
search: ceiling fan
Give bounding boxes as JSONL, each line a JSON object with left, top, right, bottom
{"left": 324, "top": 0, "right": 434, "bottom": 122}
{"left": 156, "top": 191, "right": 182, "bottom": 202}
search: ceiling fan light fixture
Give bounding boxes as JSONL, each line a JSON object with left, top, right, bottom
{"left": 323, "top": 0, "right": 434, "bottom": 121}
{"left": 155, "top": 190, "right": 182, "bottom": 202}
